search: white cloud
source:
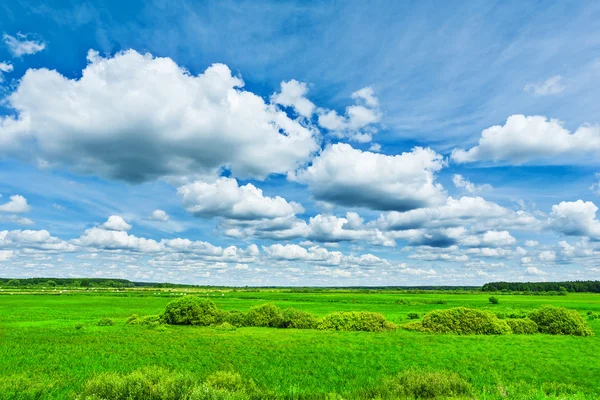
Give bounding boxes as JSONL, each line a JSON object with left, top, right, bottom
{"left": 0, "top": 229, "right": 75, "bottom": 252}
{"left": 525, "top": 240, "right": 539, "bottom": 247}
{"left": 376, "top": 196, "right": 538, "bottom": 232}
{"left": 452, "top": 174, "right": 492, "bottom": 193}
{"left": 524, "top": 75, "right": 566, "bottom": 96}
{"left": 102, "top": 216, "right": 132, "bottom": 231}
{"left": 0, "top": 62, "right": 13, "bottom": 72}
{"left": 590, "top": 173, "right": 600, "bottom": 195}
{"left": 150, "top": 209, "right": 169, "bottom": 222}
{"left": 0, "top": 49, "right": 319, "bottom": 182}
{"left": 0, "top": 250, "right": 15, "bottom": 261}
{"left": 481, "top": 230, "right": 516, "bottom": 247}
{"left": 179, "top": 177, "right": 303, "bottom": 220}
{"left": 0, "top": 61, "right": 13, "bottom": 82}
{"left": 525, "top": 266, "right": 547, "bottom": 276}
{"left": 74, "top": 227, "right": 161, "bottom": 252}
{"left": 549, "top": 200, "right": 600, "bottom": 240}
{"left": 2, "top": 33, "right": 46, "bottom": 57}
{"left": 0, "top": 195, "right": 31, "bottom": 213}
{"left": 538, "top": 250, "right": 556, "bottom": 263}
{"left": 451, "top": 115, "right": 600, "bottom": 164}
{"left": 271, "top": 80, "right": 315, "bottom": 118}
{"left": 317, "top": 86, "right": 381, "bottom": 142}
{"left": 291, "top": 143, "right": 446, "bottom": 211}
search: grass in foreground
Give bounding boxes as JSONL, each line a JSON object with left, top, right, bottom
{"left": 0, "top": 291, "right": 599, "bottom": 399}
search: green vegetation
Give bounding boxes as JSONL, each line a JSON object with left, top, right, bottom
{"left": 404, "top": 306, "right": 593, "bottom": 336}
{"left": 489, "top": 296, "right": 499, "bottom": 305}
{"left": 97, "top": 318, "right": 115, "bottom": 326}
{"left": 529, "top": 305, "right": 593, "bottom": 336}
{"left": 1, "top": 287, "right": 600, "bottom": 398}
{"left": 404, "top": 307, "right": 512, "bottom": 335}
{"left": 482, "top": 280, "right": 600, "bottom": 293}
{"left": 158, "top": 297, "right": 395, "bottom": 332}
{"left": 505, "top": 318, "right": 538, "bottom": 334}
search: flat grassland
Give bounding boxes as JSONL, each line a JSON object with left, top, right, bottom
{"left": 1, "top": 289, "right": 600, "bottom": 399}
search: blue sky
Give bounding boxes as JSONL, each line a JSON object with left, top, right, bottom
{"left": 1, "top": 0, "right": 600, "bottom": 285}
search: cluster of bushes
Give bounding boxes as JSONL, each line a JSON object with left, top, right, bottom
{"left": 77, "top": 367, "right": 476, "bottom": 400}
{"left": 76, "top": 366, "right": 259, "bottom": 400}
{"left": 403, "top": 305, "right": 593, "bottom": 336}
{"left": 404, "top": 307, "right": 512, "bottom": 335}
{"left": 145, "top": 297, "right": 397, "bottom": 332}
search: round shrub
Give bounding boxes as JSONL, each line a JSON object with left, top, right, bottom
{"left": 407, "top": 312, "right": 420, "bottom": 320}
{"left": 529, "top": 305, "right": 593, "bottom": 336}
{"left": 489, "top": 296, "right": 499, "bottom": 305}
{"left": 97, "top": 318, "right": 114, "bottom": 326}
{"left": 245, "top": 303, "right": 283, "bottom": 327}
{"left": 382, "top": 369, "right": 472, "bottom": 399}
{"left": 213, "top": 322, "right": 236, "bottom": 331}
{"left": 281, "top": 308, "right": 319, "bottom": 329}
{"left": 162, "top": 297, "right": 222, "bottom": 326}
{"left": 506, "top": 318, "right": 538, "bottom": 334}
{"left": 75, "top": 323, "right": 84, "bottom": 330}
{"left": 418, "top": 307, "right": 512, "bottom": 335}
{"left": 317, "top": 311, "right": 396, "bottom": 332}
{"left": 222, "top": 310, "right": 248, "bottom": 327}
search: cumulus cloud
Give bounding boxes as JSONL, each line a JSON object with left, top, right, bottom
{"left": 481, "top": 230, "right": 516, "bottom": 247}
{"left": 524, "top": 75, "right": 566, "bottom": 96}
{"left": 452, "top": 174, "right": 492, "bottom": 193}
{"left": 271, "top": 80, "right": 315, "bottom": 118}
{"left": 102, "top": 216, "right": 132, "bottom": 231}
{"left": 549, "top": 200, "right": 600, "bottom": 240}
{"left": 291, "top": 143, "right": 446, "bottom": 211}
{"left": 0, "top": 49, "right": 319, "bottom": 182}
{"left": 179, "top": 177, "right": 303, "bottom": 220}
{"left": 2, "top": 33, "right": 46, "bottom": 57}
{"left": 451, "top": 115, "right": 600, "bottom": 164}
{"left": 149, "top": 209, "right": 169, "bottom": 222}
{"left": 0, "top": 195, "right": 31, "bottom": 213}
{"left": 317, "top": 87, "right": 381, "bottom": 142}
{"left": 525, "top": 266, "right": 546, "bottom": 276}
{"left": 376, "top": 196, "right": 538, "bottom": 232}
{"left": 0, "top": 229, "right": 75, "bottom": 252}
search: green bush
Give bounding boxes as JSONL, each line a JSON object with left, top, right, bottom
{"left": 127, "top": 314, "right": 162, "bottom": 327}
{"left": 407, "top": 312, "right": 420, "bottom": 320}
{"left": 317, "top": 311, "right": 396, "bottom": 332}
{"left": 203, "top": 371, "right": 256, "bottom": 394}
{"left": 75, "top": 323, "right": 84, "bottom": 330}
{"left": 77, "top": 368, "right": 256, "bottom": 400}
{"left": 222, "top": 310, "right": 248, "bottom": 327}
{"left": 529, "top": 305, "right": 593, "bottom": 336}
{"left": 489, "top": 296, "right": 499, "bottom": 305}
{"left": 409, "top": 307, "right": 512, "bottom": 335}
{"left": 97, "top": 318, "right": 114, "bottom": 326}
{"left": 162, "top": 297, "right": 222, "bottom": 326}
{"left": 77, "top": 366, "right": 196, "bottom": 400}
{"left": 245, "top": 303, "right": 284, "bottom": 327}
{"left": 380, "top": 369, "right": 472, "bottom": 399}
{"left": 506, "top": 318, "right": 538, "bottom": 334}
{"left": 213, "top": 322, "right": 236, "bottom": 331}
{"left": 280, "top": 308, "right": 319, "bottom": 329}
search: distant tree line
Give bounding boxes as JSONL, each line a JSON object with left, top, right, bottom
{"left": 0, "top": 278, "right": 201, "bottom": 289}
{"left": 482, "top": 281, "right": 600, "bottom": 293}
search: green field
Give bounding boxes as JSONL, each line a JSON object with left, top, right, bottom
{"left": 1, "top": 289, "right": 600, "bottom": 399}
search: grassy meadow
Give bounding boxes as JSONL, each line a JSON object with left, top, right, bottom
{"left": 1, "top": 288, "right": 600, "bottom": 399}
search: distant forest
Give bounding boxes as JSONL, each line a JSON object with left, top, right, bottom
{"left": 482, "top": 281, "right": 600, "bottom": 293}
